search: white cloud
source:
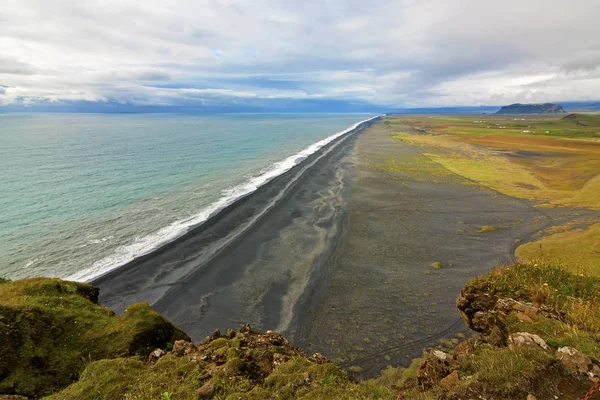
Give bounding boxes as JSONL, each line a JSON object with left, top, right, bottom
{"left": 0, "top": 0, "right": 599, "bottom": 107}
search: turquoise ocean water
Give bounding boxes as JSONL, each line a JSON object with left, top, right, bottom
{"left": 0, "top": 113, "right": 374, "bottom": 281}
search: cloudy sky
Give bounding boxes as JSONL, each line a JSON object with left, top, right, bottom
{"left": 1, "top": 0, "right": 600, "bottom": 110}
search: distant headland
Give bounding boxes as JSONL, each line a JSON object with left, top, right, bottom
{"left": 496, "top": 103, "right": 566, "bottom": 114}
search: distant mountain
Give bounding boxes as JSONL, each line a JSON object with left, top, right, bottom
{"left": 496, "top": 103, "right": 565, "bottom": 114}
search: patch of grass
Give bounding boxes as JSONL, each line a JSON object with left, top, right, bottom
{"left": 505, "top": 313, "right": 600, "bottom": 360}
{"left": 48, "top": 341, "right": 397, "bottom": 400}
{"left": 479, "top": 225, "right": 497, "bottom": 233}
{"left": 386, "top": 115, "right": 600, "bottom": 210}
{"left": 516, "top": 223, "right": 600, "bottom": 275}
{"left": 46, "top": 355, "right": 204, "bottom": 400}
{"left": 461, "top": 344, "right": 555, "bottom": 397}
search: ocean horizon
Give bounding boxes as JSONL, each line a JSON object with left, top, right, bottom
{"left": 0, "top": 113, "right": 375, "bottom": 282}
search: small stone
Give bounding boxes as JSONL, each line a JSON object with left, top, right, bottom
{"left": 516, "top": 312, "right": 533, "bottom": 323}
{"left": 226, "top": 328, "right": 236, "bottom": 339}
{"left": 524, "top": 306, "right": 538, "bottom": 318}
{"left": 196, "top": 381, "right": 216, "bottom": 399}
{"left": 266, "top": 331, "right": 284, "bottom": 345}
{"left": 440, "top": 370, "right": 460, "bottom": 388}
{"left": 432, "top": 350, "right": 449, "bottom": 360}
{"left": 172, "top": 340, "right": 194, "bottom": 356}
{"left": 308, "top": 353, "right": 328, "bottom": 364}
{"left": 303, "top": 371, "right": 311, "bottom": 383}
{"left": 526, "top": 394, "right": 537, "bottom": 400}
{"left": 272, "top": 353, "right": 289, "bottom": 368}
{"left": 149, "top": 348, "right": 165, "bottom": 361}
{"left": 208, "top": 329, "right": 221, "bottom": 340}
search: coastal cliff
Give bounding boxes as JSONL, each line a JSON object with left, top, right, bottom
{"left": 2, "top": 263, "right": 600, "bottom": 399}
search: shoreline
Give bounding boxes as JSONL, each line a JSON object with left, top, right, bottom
{"left": 76, "top": 116, "right": 379, "bottom": 283}
{"left": 92, "top": 116, "right": 380, "bottom": 341}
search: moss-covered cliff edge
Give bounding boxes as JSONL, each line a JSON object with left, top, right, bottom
{"left": 2, "top": 263, "right": 600, "bottom": 399}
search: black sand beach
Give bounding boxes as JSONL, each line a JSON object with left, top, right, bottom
{"left": 94, "top": 117, "right": 597, "bottom": 376}
{"left": 93, "top": 118, "right": 378, "bottom": 341}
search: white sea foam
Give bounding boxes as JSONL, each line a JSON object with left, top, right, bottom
{"left": 67, "top": 116, "right": 379, "bottom": 283}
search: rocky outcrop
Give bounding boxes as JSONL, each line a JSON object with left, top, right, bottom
{"left": 416, "top": 350, "right": 453, "bottom": 389}
{"left": 0, "top": 278, "right": 189, "bottom": 398}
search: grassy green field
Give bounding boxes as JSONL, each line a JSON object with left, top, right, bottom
{"left": 386, "top": 113, "right": 600, "bottom": 274}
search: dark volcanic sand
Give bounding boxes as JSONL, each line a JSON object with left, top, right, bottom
{"left": 299, "top": 122, "right": 600, "bottom": 375}
{"left": 93, "top": 118, "right": 377, "bottom": 342}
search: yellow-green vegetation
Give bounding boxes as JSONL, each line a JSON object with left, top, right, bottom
{"left": 49, "top": 329, "right": 396, "bottom": 400}
{"left": 368, "top": 151, "right": 456, "bottom": 184}
{"left": 385, "top": 115, "right": 600, "bottom": 273}
{"left": 372, "top": 356, "right": 422, "bottom": 389}
{"left": 387, "top": 115, "right": 600, "bottom": 206}
{"left": 516, "top": 223, "right": 600, "bottom": 275}
{"left": 0, "top": 278, "right": 189, "bottom": 398}
{"left": 478, "top": 225, "right": 497, "bottom": 233}
{"left": 431, "top": 261, "right": 443, "bottom": 269}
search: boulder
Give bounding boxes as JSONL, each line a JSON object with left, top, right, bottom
{"left": 196, "top": 381, "right": 216, "bottom": 399}
{"left": 515, "top": 312, "right": 533, "bottom": 323}
{"left": 308, "top": 353, "right": 328, "bottom": 364}
{"left": 440, "top": 370, "right": 460, "bottom": 388}
{"left": 172, "top": 340, "right": 195, "bottom": 356}
{"left": 456, "top": 289, "right": 508, "bottom": 346}
{"left": 416, "top": 350, "right": 456, "bottom": 389}
{"left": 556, "top": 347, "right": 592, "bottom": 374}
{"left": 508, "top": 332, "right": 550, "bottom": 352}
{"left": 148, "top": 348, "right": 166, "bottom": 361}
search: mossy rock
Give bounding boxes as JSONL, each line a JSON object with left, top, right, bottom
{"left": 0, "top": 278, "right": 189, "bottom": 398}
